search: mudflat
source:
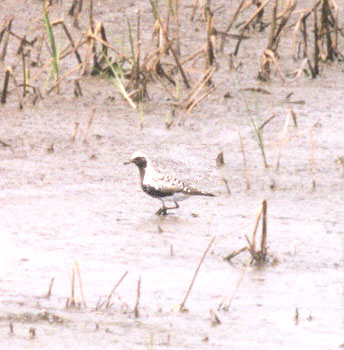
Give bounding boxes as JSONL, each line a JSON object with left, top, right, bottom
{"left": 0, "top": 1, "right": 343, "bottom": 349}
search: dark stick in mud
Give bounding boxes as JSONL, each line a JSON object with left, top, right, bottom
{"left": 21, "top": 49, "right": 28, "bottom": 97}
{"left": 105, "top": 271, "right": 129, "bottom": 308}
{"left": 134, "top": 275, "right": 141, "bottom": 318}
{"left": 0, "top": 16, "right": 13, "bottom": 62}
{"left": 234, "top": 0, "right": 271, "bottom": 56}
{"left": 9, "top": 68, "right": 24, "bottom": 109}
{"left": 219, "top": 0, "right": 245, "bottom": 53}
{"left": 89, "top": 0, "right": 94, "bottom": 31}
{"left": 260, "top": 199, "right": 267, "bottom": 258}
{"left": 0, "top": 67, "right": 10, "bottom": 104}
{"left": 158, "top": 17, "right": 190, "bottom": 88}
{"left": 180, "top": 236, "right": 215, "bottom": 311}
{"left": 222, "top": 178, "right": 231, "bottom": 195}
{"left": 267, "top": 0, "right": 277, "bottom": 51}
{"left": 61, "top": 22, "right": 82, "bottom": 64}
{"left": 224, "top": 246, "right": 247, "bottom": 262}
{"left": 313, "top": 6, "right": 319, "bottom": 77}
{"left": 46, "top": 277, "right": 55, "bottom": 298}
{"left": 190, "top": 0, "right": 199, "bottom": 21}
{"left": 205, "top": 7, "right": 215, "bottom": 69}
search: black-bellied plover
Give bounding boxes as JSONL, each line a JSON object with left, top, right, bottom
{"left": 125, "top": 151, "right": 215, "bottom": 215}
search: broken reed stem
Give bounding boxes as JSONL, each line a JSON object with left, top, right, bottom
{"left": 9, "top": 68, "right": 24, "bottom": 109}
{"left": 75, "top": 261, "right": 87, "bottom": 308}
{"left": 134, "top": 275, "right": 141, "bottom": 318}
{"left": 166, "top": 0, "right": 171, "bottom": 33}
{"left": 205, "top": 9, "right": 215, "bottom": 68}
{"left": 173, "top": 0, "right": 181, "bottom": 55}
{"left": 157, "top": 17, "right": 190, "bottom": 88}
{"left": 187, "top": 85, "right": 216, "bottom": 114}
{"left": 83, "top": 108, "right": 95, "bottom": 143}
{"left": 70, "top": 262, "right": 76, "bottom": 306}
{"left": 152, "top": 70, "right": 175, "bottom": 99}
{"left": 89, "top": 0, "right": 94, "bottom": 31}
{"left": 71, "top": 122, "right": 79, "bottom": 142}
{"left": 0, "top": 16, "right": 13, "bottom": 62}
{"left": 46, "top": 277, "right": 55, "bottom": 298}
{"left": 251, "top": 203, "right": 264, "bottom": 253}
{"left": 260, "top": 199, "right": 267, "bottom": 257}
{"left": 81, "top": 34, "right": 94, "bottom": 76}
{"left": 62, "top": 23, "right": 82, "bottom": 64}
{"left": 222, "top": 178, "right": 231, "bottom": 195}
{"left": 313, "top": 6, "right": 319, "bottom": 77}
{"left": 135, "top": 9, "right": 141, "bottom": 97}
{"left": 105, "top": 271, "right": 128, "bottom": 308}
{"left": 238, "top": 131, "right": 250, "bottom": 190}
{"left": 30, "top": 38, "right": 87, "bottom": 83}
{"left": 184, "top": 66, "right": 216, "bottom": 109}
{"left": 218, "top": 261, "right": 249, "bottom": 311}
{"left": 70, "top": 261, "right": 87, "bottom": 308}
{"left": 190, "top": 0, "right": 199, "bottom": 21}
{"left": 234, "top": 0, "right": 271, "bottom": 56}
{"left": 72, "top": 0, "right": 83, "bottom": 28}
{"left": 21, "top": 49, "right": 29, "bottom": 97}
{"left": 275, "top": 112, "right": 290, "bottom": 172}
{"left": 224, "top": 246, "right": 248, "bottom": 262}
{"left": 179, "top": 236, "right": 215, "bottom": 311}
{"left": 86, "top": 32, "right": 128, "bottom": 59}
{"left": 219, "top": 0, "right": 245, "bottom": 53}
{"left": 267, "top": 0, "right": 278, "bottom": 50}
{"left": 46, "top": 62, "right": 83, "bottom": 95}
{"left": 180, "top": 49, "right": 204, "bottom": 66}
{"left": 309, "top": 128, "right": 316, "bottom": 189}
{"left": 1, "top": 67, "right": 10, "bottom": 104}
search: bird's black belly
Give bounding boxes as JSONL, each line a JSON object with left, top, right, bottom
{"left": 142, "top": 185, "right": 174, "bottom": 198}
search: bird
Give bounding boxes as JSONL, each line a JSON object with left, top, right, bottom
{"left": 124, "top": 151, "right": 215, "bottom": 215}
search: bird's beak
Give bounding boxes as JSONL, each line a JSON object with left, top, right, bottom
{"left": 123, "top": 160, "right": 131, "bottom": 165}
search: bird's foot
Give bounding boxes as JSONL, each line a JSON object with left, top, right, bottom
{"left": 156, "top": 207, "right": 168, "bottom": 216}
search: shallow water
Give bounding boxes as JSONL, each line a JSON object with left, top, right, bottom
{"left": 0, "top": 0, "right": 344, "bottom": 349}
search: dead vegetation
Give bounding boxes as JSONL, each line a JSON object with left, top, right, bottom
{"left": 224, "top": 199, "right": 270, "bottom": 265}
{"left": 0, "top": 0, "right": 342, "bottom": 115}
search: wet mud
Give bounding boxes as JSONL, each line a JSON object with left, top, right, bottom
{"left": 0, "top": 1, "right": 343, "bottom": 349}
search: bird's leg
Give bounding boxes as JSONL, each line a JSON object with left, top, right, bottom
{"left": 156, "top": 201, "right": 167, "bottom": 216}
{"left": 170, "top": 201, "right": 180, "bottom": 210}
{"left": 161, "top": 201, "right": 180, "bottom": 214}
{"left": 156, "top": 201, "right": 179, "bottom": 215}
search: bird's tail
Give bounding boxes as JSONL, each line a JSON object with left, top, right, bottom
{"left": 195, "top": 191, "right": 216, "bottom": 197}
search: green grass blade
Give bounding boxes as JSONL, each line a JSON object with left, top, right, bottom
{"left": 43, "top": 5, "right": 59, "bottom": 81}
{"left": 102, "top": 53, "right": 136, "bottom": 109}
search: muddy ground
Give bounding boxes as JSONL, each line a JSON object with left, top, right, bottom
{"left": 0, "top": 0, "right": 343, "bottom": 349}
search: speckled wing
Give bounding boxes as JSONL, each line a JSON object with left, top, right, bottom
{"left": 144, "top": 172, "right": 214, "bottom": 197}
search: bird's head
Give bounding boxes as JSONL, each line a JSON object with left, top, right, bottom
{"left": 124, "top": 151, "right": 149, "bottom": 169}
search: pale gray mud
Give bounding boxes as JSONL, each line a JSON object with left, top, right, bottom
{"left": 0, "top": 0, "right": 343, "bottom": 349}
